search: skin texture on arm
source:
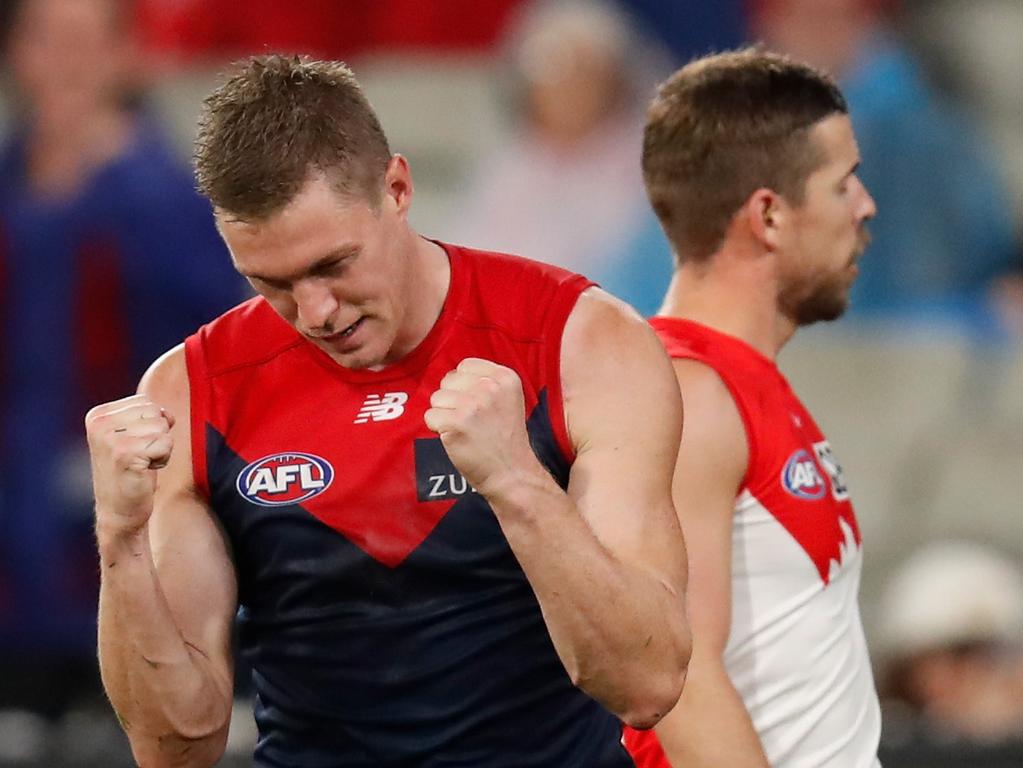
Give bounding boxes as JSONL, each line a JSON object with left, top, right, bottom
{"left": 653, "top": 358, "right": 769, "bottom": 767}
{"left": 89, "top": 346, "right": 238, "bottom": 768}
{"left": 425, "top": 288, "right": 691, "bottom": 727}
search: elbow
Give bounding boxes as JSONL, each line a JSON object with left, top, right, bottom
{"left": 615, "top": 625, "right": 692, "bottom": 730}
{"left": 128, "top": 721, "right": 230, "bottom": 768}
{"left": 570, "top": 655, "right": 688, "bottom": 731}
{"left": 618, "top": 667, "right": 687, "bottom": 730}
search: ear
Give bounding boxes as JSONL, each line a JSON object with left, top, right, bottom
{"left": 744, "top": 188, "right": 785, "bottom": 252}
{"left": 382, "top": 154, "right": 414, "bottom": 220}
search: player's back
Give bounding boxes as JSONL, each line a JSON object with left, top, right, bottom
{"left": 184, "top": 243, "right": 636, "bottom": 767}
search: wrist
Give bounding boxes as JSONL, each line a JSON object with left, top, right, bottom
{"left": 96, "top": 518, "right": 150, "bottom": 563}
{"left": 477, "top": 460, "right": 559, "bottom": 510}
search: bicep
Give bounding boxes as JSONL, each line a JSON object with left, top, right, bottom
{"left": 140, "top": 347, "right": 237, "bottom": 678}
{"left": 670, "top": 359, "right": 748, "bottom": 654}
{"left": 560, "top": 290, "right": 685, "bottom": 587}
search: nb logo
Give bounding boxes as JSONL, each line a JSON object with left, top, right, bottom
{"left": 354, "top": 392, "right": 408, "bottom": 424}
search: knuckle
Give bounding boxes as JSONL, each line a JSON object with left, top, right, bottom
{"left": 87, "top": 410, "right": 110, "bottom": 430}
{"left": 497, "top": 366, "right": 519, "bottom": 386}
{"left": 478, "top": 377, "right": 501, "bottom": 397}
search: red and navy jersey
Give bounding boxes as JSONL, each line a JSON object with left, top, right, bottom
{"left": 625, "top": 318, "right": 880, "bottom": 768}
{"left": 184, "top": 243, "right": 636, "bottom": 767}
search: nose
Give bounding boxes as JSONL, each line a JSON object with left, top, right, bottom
{"left": 292, "top": 279, "right": 340, "bottom": 333}
{"left": 854, "top": 176, "right": 877, "bottom": 221}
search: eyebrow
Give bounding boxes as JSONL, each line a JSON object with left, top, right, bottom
{"left": 243, "top": 245, "right": 361, "bottom": 286}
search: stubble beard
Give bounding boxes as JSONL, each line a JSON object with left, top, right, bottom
{"left": 784, "top": 227, "right": 871, "bottom": 327}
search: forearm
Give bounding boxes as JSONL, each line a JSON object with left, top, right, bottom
{"left": 97, "top": 527, "right": 231, "bottom": 766}
{"left": 486, "top": 471, "right": 690, "bottom": 727}
{"left": 655, "top": 656, "right": 768, "bottom": 768}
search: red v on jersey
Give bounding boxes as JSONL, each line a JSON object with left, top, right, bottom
{"left": 186, "top": 243, "right": 589, "bottom": 569}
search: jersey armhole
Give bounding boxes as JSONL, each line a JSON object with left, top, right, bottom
{"left": 184, "top": 333, "right": 212, "bottom": 502}
{"left": 542, "top": 275, "right": 596, "bottom": 464}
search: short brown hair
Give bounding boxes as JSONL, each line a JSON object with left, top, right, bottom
{"left": 195, "top": 55, "right": 391, "bottom": 220}
{"left": 643, "top": 48, "right": 847, "bottom": 262}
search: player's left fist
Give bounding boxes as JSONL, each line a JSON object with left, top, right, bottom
{"left": 424, "top": 357, "right": 543, "bottom": 499}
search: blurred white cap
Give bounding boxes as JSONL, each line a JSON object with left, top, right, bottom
{"left": 880, "top": 540, "right": 1023, "bottom": 657}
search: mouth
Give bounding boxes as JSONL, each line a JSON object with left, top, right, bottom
{"left": 855, "top": 227, "right": 872, "bottom": 258}
{"left": 317, "top": 317, "right": 365, "bottom": 344}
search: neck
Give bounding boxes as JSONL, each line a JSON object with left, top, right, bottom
{"left": 657, "top": 247, "right": 797, "bottom": 360}
{"left": 385, "top": 230, "right": 451, "bottom": 364}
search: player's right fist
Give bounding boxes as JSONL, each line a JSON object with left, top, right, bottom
{"left": 86, "top": 394, "right": 175, "bottom": 535}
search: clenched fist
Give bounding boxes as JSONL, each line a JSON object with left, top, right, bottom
{"left": 86, "top": 394, "right": 175, "bottom": 536}
{"left": 424, "top": 358, "right": 545, "bottom": 500}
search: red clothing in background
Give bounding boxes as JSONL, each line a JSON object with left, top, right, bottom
{"left": 136, "top": 0, "right": 526, "bottom": 62}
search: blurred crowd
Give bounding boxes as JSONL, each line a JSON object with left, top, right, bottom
{"left": 0, "top": 0, "right": 1021, "bottom": 765}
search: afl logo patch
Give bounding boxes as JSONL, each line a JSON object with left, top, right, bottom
{"left": 236, "top": 452, "right": 334, "bottom": 507}
{"left": 781, "top": 449, "right": 827, "bottom": 500}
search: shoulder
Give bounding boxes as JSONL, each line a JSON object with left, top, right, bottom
{"left": 137, "top": 344, "right": 203, "bottom": 493}
{"left": 563, "top": 287, "right": 657, "bottom": 354}
{"left": 672, "top": 358, "right": 744, "bottom": 431}
{"left": 561, "top": 288, "right": 681, "bottom": 440}
{"left": 671, "top": 357, "right": 749, "bottom": 483}
{"left": 672, "top": 358, "right": 737, "bottom": 412}
{"left": 139, "top": 344, "right": 190, "bottom": 417}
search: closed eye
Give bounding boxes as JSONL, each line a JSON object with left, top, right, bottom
{"left": 252, "top": 276, "right": 290, "bottom": 291}
{"left": 314, "top": 258, "right": 349, "bottom": 277}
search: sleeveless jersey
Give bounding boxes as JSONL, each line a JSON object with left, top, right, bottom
{"left": 184, "top": 243, "right": 636, "bottom": 768}
{"left": 625, "top": 318, "right": 880, "bottom": 768}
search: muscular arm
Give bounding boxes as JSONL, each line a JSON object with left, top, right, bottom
{"left": 653, "top": 359, "right": 769, "bottom": 767}
{"left": 429, "top": 289, "right": 691, "bottom": 726}
{"left": 552, "top": 291, "right": 694, "bottom": 724}
{"left": 90, "top": 346, "right": 237, "bottom": 768}
{"left": 510, "top": 290, "right": 691, "bottom": 725}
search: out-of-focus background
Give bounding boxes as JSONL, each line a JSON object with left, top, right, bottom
{"left": 0, "top": 0, "right": 1020, "bottom": 766}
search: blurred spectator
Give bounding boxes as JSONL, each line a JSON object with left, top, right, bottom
{"left": 751, "top": 0, "right": 1018, "bottom": 334}
{"left": 879, "top": 540, "right": 1023, "bottom": 746}
{"left": 0, "top": 0, "right": 243, "bottom": 716}
{"left": 449, "top": 0, "right": 673, "bottom": 315}
{"left": 135, "top": 0, "right": 527, "bottom": 65}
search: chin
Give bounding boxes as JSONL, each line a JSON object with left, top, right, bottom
{"left": 338, "top": 338, "right": 400, "bottom": 371}
{"left": 793, "top": 288, "right": 851, "bottom": 326}
{"left": 334, "top": 351, "right": 383, "bottom": 371}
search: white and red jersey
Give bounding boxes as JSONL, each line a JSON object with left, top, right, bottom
{"left": 627, "top": 318, "right": 880, "bottom": 768}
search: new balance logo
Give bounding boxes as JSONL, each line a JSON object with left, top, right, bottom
{"left": 354, "top": 392, "right": 408, "bottom": 423}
